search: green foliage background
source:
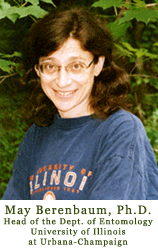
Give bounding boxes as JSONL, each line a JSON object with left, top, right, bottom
{"left": 0, "top": 0, "right": 158, "bottom": 199}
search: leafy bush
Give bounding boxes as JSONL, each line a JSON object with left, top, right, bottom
{"left": 0, "top": 81, "right": 29, "bottom": 198}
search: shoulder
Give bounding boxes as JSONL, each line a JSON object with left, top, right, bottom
{"left": 99, "top": 109, "right": 145, "bottom": 138}
{"left": 23, "top": 122, "right": 51, "bottom": 140}
{"left": 97, "top": 109, "right": 148, "bottom": 159}
{"left": 18, "top": 123, "right": 42, "bottom": 153}
{"left": 105, "top": 109, "right": 144, "bottom": 129}
{"left": 100, "top": 109, "right": 147, "bottom": 141}
{"left": 23, "top": 123, "right": 38, "bottom": 143}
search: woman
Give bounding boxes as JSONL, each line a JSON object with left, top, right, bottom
{"left": 2, "top": 7, "right": 158, "bottom": 200}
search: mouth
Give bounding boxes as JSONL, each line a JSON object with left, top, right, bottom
{"left": 54, "top": 89, "right": 77, "bottom": 98}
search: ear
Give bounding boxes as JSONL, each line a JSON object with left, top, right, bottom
{"left": 34, "top": 65, "right": 40, "bottom": 77}
{"left": 94, "top": 56, "right": 105, "bottom": 76}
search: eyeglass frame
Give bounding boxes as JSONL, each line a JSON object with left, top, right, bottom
{"left": 36, "top": 58, "right": 95, "bottom": 78}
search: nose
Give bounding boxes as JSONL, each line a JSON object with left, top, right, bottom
{"left": 55, "top": 67, "right": 72, "bottom": 87}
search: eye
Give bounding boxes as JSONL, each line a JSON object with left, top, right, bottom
{"left": 41, "top": 62, "right": 58, "bottom": 74}
{"left": 69, "top": 62, "right": 85, "bottom": 72}
{"left": 73, "top": 62, "right": 85, "bottom": 69}
{"left": 45, "top": 63, "right": 56, "bottom": 70}
{"left": 73, "top": 63, "right": 82, "bottom": 69}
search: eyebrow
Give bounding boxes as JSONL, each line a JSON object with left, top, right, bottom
{"left": 40, "top": 56, "right": 87, "bottom": 63}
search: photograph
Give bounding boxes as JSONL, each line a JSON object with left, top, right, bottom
{"left": 0, "top": 0, "right": 158, "bottom": 200}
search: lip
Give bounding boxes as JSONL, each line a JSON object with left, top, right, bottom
{"left": 54, "top": 89, "right": 78, "bottom": 98}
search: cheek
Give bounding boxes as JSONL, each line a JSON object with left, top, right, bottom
{"left": 40, "top": 81, "right": 54, "bottom": 101}
{"left": 84, "top": 73, "right": 95, "bottom": 90}
{"left": 40, "top": 82, "right": 47, "bottom": 94}
{"left": 41, "top": 79, "right": 52, "bottom": 92}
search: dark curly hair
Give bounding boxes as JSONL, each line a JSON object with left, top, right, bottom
{"left": 22, "top": 6, "right": 131, "bottom": 126}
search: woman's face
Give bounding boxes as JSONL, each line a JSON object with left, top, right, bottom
{"left": 35, "top": 38, "right": 105, "bottom": 118}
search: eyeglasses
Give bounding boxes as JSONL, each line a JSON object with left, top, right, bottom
{"left": 37, "top": 58, "right": 94, "bottom": 79}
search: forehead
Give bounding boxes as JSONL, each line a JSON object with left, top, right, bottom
{"left": 39, "top": 38, "right": 93, "bottom": 63}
